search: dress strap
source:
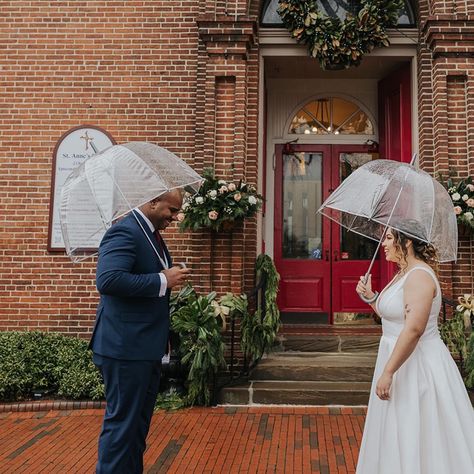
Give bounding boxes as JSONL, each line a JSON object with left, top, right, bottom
{"left": 403, "top": 266, "right": 440, "bottom": 298}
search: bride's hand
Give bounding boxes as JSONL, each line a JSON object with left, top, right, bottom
{"left": 356, "top": 274, "right": 374, "bottom": 299}
{"left": 376, "top": 371, "right": 393, "bottom": 400}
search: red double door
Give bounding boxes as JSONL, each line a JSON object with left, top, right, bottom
{"left": 274, "top": 65, "right": 412, "bottom": 323}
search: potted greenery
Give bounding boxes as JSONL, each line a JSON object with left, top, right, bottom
{"left": 446, "top": 177, "right": 474, "bottom": 235}
{"left": 179, "top": 168, "right": 263, "bottom": 232}
{"left": 440, "top": 294, "right": 474, "bottom": 399}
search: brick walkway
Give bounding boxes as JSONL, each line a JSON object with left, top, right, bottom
{"left": 0, "top": 406, "right": 366, "bottom": 473}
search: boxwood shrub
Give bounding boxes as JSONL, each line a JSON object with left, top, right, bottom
{"left": 0, "top": 331, "right": 104, "bottom": 402}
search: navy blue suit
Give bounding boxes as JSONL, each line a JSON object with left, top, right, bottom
{"left": 90, "top": 210, "right": 171, "bottom": 473}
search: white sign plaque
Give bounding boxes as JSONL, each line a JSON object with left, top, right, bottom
{"left": 49, "top": 125, "right": 115, "bottom": 250}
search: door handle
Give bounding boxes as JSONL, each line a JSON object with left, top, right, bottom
{"left": 333, "top": 250, "right": 339, "bottom": 261}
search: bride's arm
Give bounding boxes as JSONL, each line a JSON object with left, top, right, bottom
{"left": 376, "top": 270, "right": 436, "bottom": 400}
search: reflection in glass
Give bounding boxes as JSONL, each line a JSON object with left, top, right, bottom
{"left": 283, "top": 153, "right": 322, "bottom": 259}
{"left": 289, "top": 97, "right": 374, "bottom": 136}
{"left": 261, "top": 0, "right": 415, "bottom": 26}
{"left": 339, "top": 152, "right": 379, "bottom": 260}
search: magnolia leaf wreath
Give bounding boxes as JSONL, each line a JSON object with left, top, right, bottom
{"left": 277, "top": 0, "right": 403, "bottom": 69}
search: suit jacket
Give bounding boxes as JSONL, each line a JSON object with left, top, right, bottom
{"left": 90, "top": 211, "right": 172, "bottom": 361}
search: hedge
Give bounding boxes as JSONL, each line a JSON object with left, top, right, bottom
{"left": 0, "top": 331, "right": 104, "bottom": 402}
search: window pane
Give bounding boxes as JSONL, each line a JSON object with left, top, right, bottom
{"left": 332, "top": 98, "right": 359, "bottom": 131}
{"left": 283, "top": 153, "right": 323, "bottom": 259}
{"left": 289, "top": 97, "right": 373, "bottom": 136}
{"left": 339, "top": 152, "right": 379, "bottom": 260}
{"left": 338, "top": 111, "right": 373, "bottom": 135}
{"left": 261, "top": 0, "right": 415, "bottom": 26}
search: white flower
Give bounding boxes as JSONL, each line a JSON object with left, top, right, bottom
{"left": 228, "top": 183, "right": 236, "bottom": 192}
{"left": 452, "top": 193, "right": 461, "bottom": 201}
{"left": 176, "top": 212, "right": 185, "bottom": 222}
{"left": 467, "top": 184, "right": 474, "bottom": 192}
{"left": 248, "top": 195, "right": 257, "bottom": 205}
{"left": 195, "top": 196, "right": 204, "bottom": 204}
{"left": 182, "top": 202, "right": 190, "bottom": 210}
{"left": 218, "top": 180, "right": 227, "bottom": 185}
{"left": 218, "top": 185, "right": 228, "bottom": 194}
{"left": 462, "top": 194, "right": 469, "bottom": 201}
{"left": 208, "top": 190, "right": 218, "bottom": 198}
{"left": 465, "top": 211, "right": 473, "bottom": 220}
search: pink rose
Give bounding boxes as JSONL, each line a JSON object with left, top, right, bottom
{"left": 467, "top": 198, "right": 474, "bottom": 208}
{"left": 467, "top": 184, "right": 474, "bottom": 192}
{"left": 228, "top": 183, "right": 236, "bottom": 192}
{"left": 176, "top": 212, "right": 185, "bottom": 222}
{"left": 208, "top": 210, "right": 219, "bottom": 220}
{"left": 234, "top": 192, "right": 242, "bottom": 202}
{"left": 454, "top": 206, "right": 462, "bottom": 215}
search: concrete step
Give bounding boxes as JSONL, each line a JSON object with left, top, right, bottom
{"left": 279, "top": 335, "right": 380, "bottom": 353}
{"left": 251, "top": 352, "right": 376, "bottom": 382}
{"left": 219, "top": 381, "right": 371, "bottom": 406}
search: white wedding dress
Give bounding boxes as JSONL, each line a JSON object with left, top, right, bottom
{"left": 356, "top": 266, "right": 474, "bottom": 474}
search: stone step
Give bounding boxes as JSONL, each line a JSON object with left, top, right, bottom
{"left": 279, "top": 335, "right": 380, "bottom": 353}
{"left": 251, "top": 352, "right": 376, "bottom": 382}
{"left": 219, "top": 381, "right": 371, "bottom": 406}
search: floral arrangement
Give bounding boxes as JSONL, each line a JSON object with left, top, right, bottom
{"left": 179, "top": 168, "right": 263, "bottom": 232}
{"left": 277, "top": 0, "right": 402, "bottom": 70}
{"left": 447, "top": 177, "right": 474, "bottom": 232}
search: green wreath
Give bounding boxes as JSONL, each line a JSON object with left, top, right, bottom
{"left": 277, "top": 0, "right": 403, "bottom": 69}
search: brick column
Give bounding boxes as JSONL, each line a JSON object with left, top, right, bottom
{"left": 192, "top": 15, "right": 258, "bottom": 297}
{"left": 420, "top": 10, "right": 474, "bottom": 297}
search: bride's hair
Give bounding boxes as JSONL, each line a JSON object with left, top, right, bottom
{"left": 391, "top": 228, "right": 438, "bottom": 272}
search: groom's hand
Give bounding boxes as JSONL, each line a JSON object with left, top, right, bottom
{"left": 162, "top": 266, "right": 190, "bottom": 289}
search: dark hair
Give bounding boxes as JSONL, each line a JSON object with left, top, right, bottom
{"left": 391, "top": 228, "right": 438, "bottom": 272}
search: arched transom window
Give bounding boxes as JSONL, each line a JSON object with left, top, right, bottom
{"left": 261, "top": 0, "right": 416, "bottom": 26}
{"left": 289, "top": 97, "right": 374, "bottom": 136}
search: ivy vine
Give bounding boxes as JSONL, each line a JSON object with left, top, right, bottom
{"left": 277, "top": 0, "right": 403, "bottom": 69}
{"left": 241, "top": 254, "right": 281, "bottom": 363}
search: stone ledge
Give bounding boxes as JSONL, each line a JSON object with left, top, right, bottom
{"left": 0, "top": 399, "right": 106, "bottom": 413}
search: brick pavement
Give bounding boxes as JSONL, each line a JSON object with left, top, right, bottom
{"left": 0, "top": 406, "right": 366, "bottom": 473}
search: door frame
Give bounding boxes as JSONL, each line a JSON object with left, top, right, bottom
{"left": 274, "top": 143, "right": 383, "bottom": 323}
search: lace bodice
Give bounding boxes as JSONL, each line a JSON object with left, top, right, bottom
{"left": 376, "top": 266, "right": 441, "bottom": 340}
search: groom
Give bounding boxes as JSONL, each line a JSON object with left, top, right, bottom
{"left": 90, "top": 189, "right": 189, "bottom": 474}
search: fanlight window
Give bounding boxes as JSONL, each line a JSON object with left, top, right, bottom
{"left": 289, "top": 97, "right": 374, "bottom": 136}
{"left": 261, "top": 0, "right": 415, "bottom": 26}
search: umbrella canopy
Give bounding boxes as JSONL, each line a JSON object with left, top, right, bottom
{"left": 60, "top": 141, "right": 203, "bottom": 262}
{"left": 318, "top": 159, "right": 457, "bottom": 263}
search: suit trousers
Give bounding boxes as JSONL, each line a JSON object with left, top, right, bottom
{"left": 93, "top": 354, "right": 162, "bottom": 474}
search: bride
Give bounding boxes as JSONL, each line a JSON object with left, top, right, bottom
{"left": 355, "top": 227, "right": 474, "bottom": 474}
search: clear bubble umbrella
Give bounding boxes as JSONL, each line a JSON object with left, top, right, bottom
{"left": 317, "top": 157, "right": 458, "bottom": 299}
{"left": 60, "top": 141, "right": 203, "bottom": 262}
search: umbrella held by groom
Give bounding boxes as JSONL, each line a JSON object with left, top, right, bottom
{"left": 60, "top": 142, "right": 203, "bottom": 473}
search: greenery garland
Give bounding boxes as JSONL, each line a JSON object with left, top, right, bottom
{"left": 277, "top": 0, "right": 403, "bottom": 69}
{"left": 241, "top": 254, "right": 281, "bottom": 363}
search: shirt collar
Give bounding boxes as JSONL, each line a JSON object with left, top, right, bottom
{"left": 134, "top": 208, "right": 155, "bottom": 233}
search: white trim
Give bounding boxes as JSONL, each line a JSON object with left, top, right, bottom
{"left": 259, "top": 28, "right": 418, "bottom": 48}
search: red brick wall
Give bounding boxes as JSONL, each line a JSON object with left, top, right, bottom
{"left": 419, "top": 1, "right": 474, "bottom": 300}
{"left": 2, "top": 0, "right": 473, "bottom": 340}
